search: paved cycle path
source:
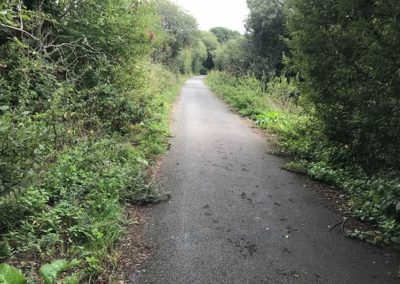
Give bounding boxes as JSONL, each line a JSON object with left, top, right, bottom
{"left": 134, "top": 77, "right": 399, "bottom": 283}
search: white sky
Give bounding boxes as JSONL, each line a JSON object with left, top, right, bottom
{"left": 174, "top": 0, "right": 249, "bottom": 33}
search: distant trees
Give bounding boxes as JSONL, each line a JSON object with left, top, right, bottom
{"left": 153, "top": 0, "right": 198, "bottom": 73}
{"left": 191, "top": 39, "right": 208, "bottom": 74}
{"left": 200, "top": 31, "right": 220, "bottom": 70}
{"left": 214, "top": 37, "right": 251, "bottom": 76}
{"left": 210, "top": 27, "right": 241, "bottom": 43}
{"left": 213, "top": 0, "right": 287, "bottom": 78}
{"left": 246, "top": 0, "right": 288, "bottom": 77}
{"left": 152, "top": 1, "right": 224, "bottom": 75}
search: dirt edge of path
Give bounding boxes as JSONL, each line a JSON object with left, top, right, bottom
{"left": 108, "top": 87, "right": 184, "bottom": 283}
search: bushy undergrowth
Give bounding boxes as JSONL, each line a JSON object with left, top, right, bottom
{"left": 0, "top": 0, "right": 187, "bottom": 281}
{"left": 0, "top": 63, "right": 183, "bottom": 282}
{"left": 206, "top": 71, "right": 400, "bottom": 246}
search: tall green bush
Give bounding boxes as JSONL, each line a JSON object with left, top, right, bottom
{"left": 285, "top": 0, "right": 400, "bottom": 171}
{"left": 246, "top": 0, "right": 288, "bottom": 77}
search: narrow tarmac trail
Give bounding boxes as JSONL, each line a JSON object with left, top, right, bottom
{"left": 134, "top": 77, "right": 399, "bottom": 283}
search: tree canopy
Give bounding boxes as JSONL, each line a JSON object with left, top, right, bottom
{"left": 210, "top": 26, "right": 241, "bottom": 43}
{"left": 246, "top": 0, "right": 288, "bottom": 76}
{"left": 212, "top": 0, "right": 287, "bottom": 78}
{"left": 152, "top": 0, "right": 198, "bottom": 72}
{"left": 200, "top": 31, "right": 220, "bottom": 70}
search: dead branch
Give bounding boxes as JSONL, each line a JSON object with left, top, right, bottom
{"left": 0, "top": 23, "right": 40, "bottom": 42}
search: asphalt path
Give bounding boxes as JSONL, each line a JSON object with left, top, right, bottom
{"left": 133, "top": 77, "right": 399, "bottom": 284}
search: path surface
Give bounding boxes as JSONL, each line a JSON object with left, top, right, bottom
{"left": 133, "top": 77, "right": 399, "bottom": 283}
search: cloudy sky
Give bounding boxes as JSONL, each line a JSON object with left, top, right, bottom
{"left": 174, "top": 0, "right": 249, "bottom": 33}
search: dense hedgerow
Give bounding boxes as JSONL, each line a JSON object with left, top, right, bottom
{"left": 0, "top": 0, "right": 186, "bottom": 282}
{"left": 285, "top": 0, "right": 400, "bottom": 171}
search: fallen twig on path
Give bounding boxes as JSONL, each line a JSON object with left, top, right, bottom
{"left": 329, "top": 217, "right": 348, "bottom": 233}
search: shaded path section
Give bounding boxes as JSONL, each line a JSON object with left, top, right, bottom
{"left": 133, "top": 77, "right": 398, "bottom": 283}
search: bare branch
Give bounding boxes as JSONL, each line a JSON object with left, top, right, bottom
{"left": 0, "top": 23, "right": 40, "bottom": 42}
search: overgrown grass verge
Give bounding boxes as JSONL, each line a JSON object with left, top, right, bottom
{"left": 206, "top": 71, "right": 400, "bottom": 247}
{"left": 0, "top": 64, "right": 185, "bottom": 283}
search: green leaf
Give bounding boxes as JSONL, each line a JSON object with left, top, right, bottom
{"left": 0, "top": 263, "right": 26, "bottom": 284}
{"left": 39, "top": 260, "right": 68, "bottom": 284}
{"left": 39, "top": 259, "right": 80, "bottom": 284}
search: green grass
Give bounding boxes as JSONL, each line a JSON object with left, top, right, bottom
{"left": 206, "top": 71, "right": 400, "bottom": 248}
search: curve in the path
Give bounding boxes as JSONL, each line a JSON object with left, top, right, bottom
{"left": 133, "top": 77, "right": 399, "bottom": 284}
